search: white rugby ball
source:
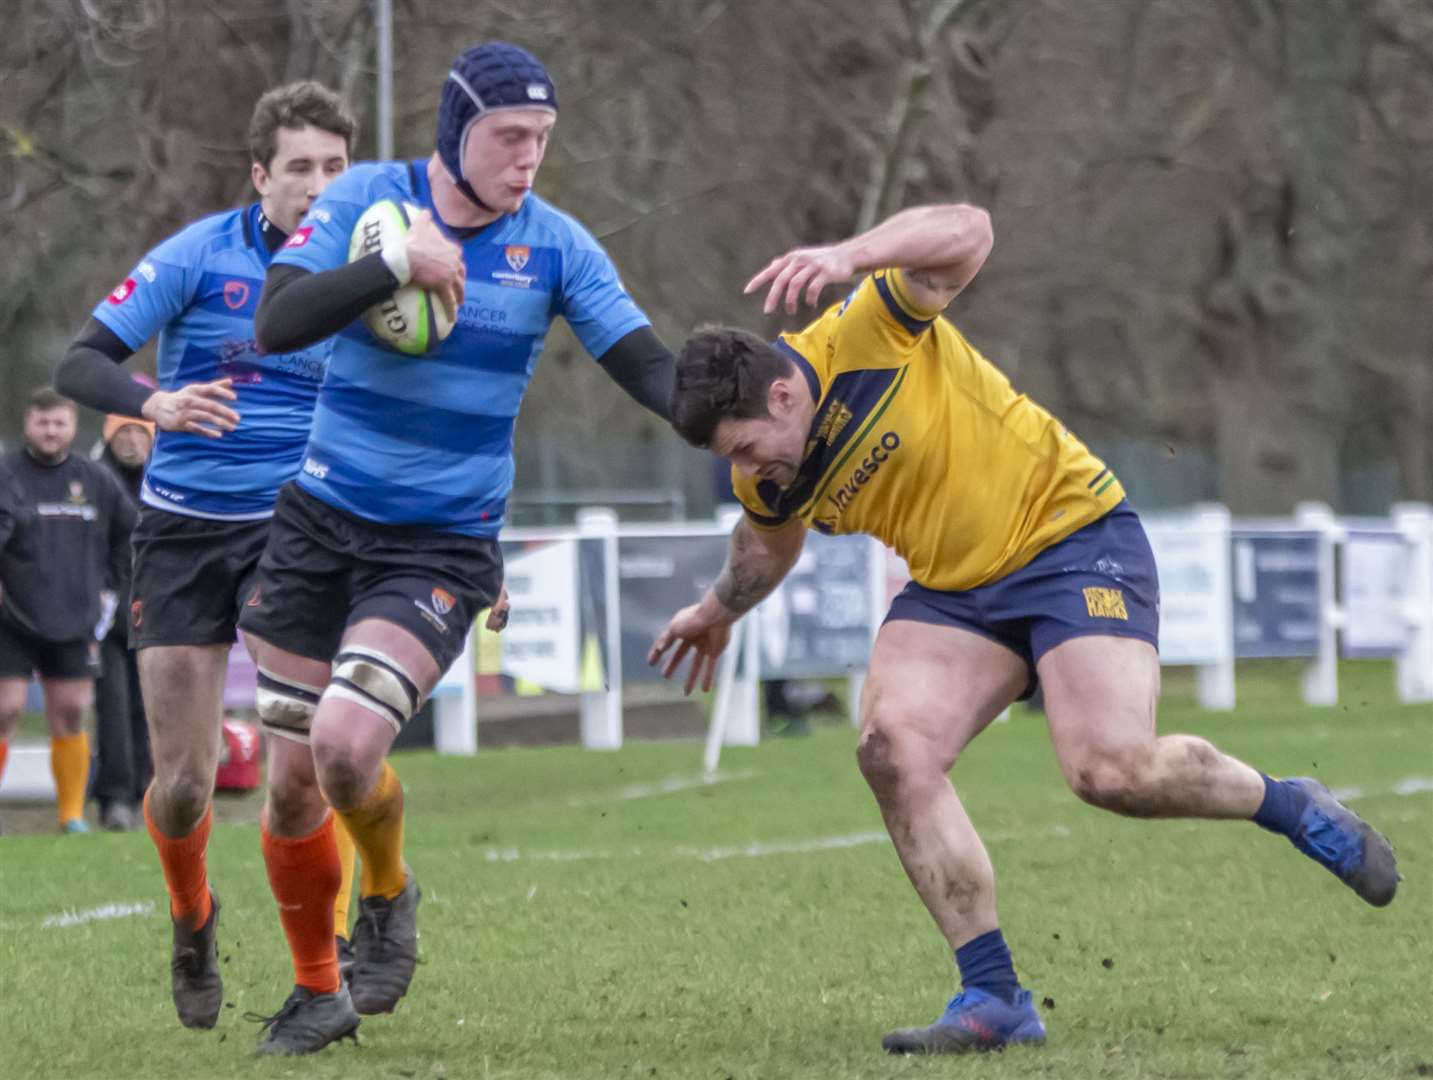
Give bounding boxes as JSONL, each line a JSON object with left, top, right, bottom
{"left": 347, "top": 199, "right": 455, "bottom": 356}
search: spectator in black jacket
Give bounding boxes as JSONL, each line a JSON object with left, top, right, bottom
{"left": 91, "top": 411, "right": 154, "bottom": 830}
{"left": 0, "top": 388, "right": 136, "bottom": 832}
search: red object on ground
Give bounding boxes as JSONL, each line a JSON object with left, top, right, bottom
{"left": 215, "top": 718, "right": 261, "bottom": 791}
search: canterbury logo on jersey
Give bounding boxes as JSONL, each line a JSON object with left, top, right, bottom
{"left": 821, "top": 431, "right": 901, "bottom": 518}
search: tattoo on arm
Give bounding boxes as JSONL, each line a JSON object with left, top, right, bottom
{"left": 714, "top": 564, "right": 771, "bottom": 615}
{"left": 713, "top": 521, "right": 791, "bottom": 615}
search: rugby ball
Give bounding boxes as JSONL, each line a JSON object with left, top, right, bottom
{"left": 348, "top": 199, "right": 455, "bottom": 355}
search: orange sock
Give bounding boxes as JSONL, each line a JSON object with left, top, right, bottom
{"left": 339, "top": 762, "right": 407, "bottom": 899}
{"left": 261, "top": 812, "right": 341, "bottom": 994}
{"left": 50, "top": 732, "right": 90, "bottom": 826}
{"left": 333, "top": 814, "right": 357, "bottom": 940}
{"left": 0, "top": 739, "right": 9, "bottom": 785}
{"left": 144, "top": 789, "right": 213, "bottom": 930}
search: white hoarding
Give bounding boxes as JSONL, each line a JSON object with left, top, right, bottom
{"left": 501, "top": 540, "right": 581, "bottom": 693}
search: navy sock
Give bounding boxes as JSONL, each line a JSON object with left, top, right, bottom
{"left": 1252, "top": 774, "right": 1310, "bottom": 837}
{"left": 955, "top": 929, "right": 1020, "bottom": 1005}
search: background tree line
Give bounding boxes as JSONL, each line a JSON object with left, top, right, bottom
{"left": 3, "top": 0, "right": 1430, "bottom": 515}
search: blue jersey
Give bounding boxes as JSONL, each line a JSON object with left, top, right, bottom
{"left": 274, "top": 160, "right": 649, "bottom": 537}
{"left": 93, "top": 204, "right": 330, "bottom": 520}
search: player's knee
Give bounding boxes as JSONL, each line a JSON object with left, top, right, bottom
{"left": 856, "top": 711, "right": 942, "bottom": 796}
{"left": 0, "top": 706, "right": 22, "bottom": 736}
{"left": 311, "top": 736, "right": 373, "bottom": 811}
{"left": 53, "top": 702, "right": 87, "bottom": 732}
{"left": 1065, "top": 745, "right": 1151, "bottom": 814}
{"left": 151, "top": 768, "right": 213, "bottom": 825}
{"left": 265, "top": 772, "right": 324, "bottom": 832}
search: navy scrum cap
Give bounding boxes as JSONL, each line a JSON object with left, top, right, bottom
{"left": 437, "top": 42, "right": 557, "bottom": 208}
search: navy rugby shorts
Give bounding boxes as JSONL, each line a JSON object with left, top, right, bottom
{"left": 885, "top": 501, "right": 1160, "bottom": 698}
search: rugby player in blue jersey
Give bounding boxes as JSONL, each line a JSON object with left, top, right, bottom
{"left": 239, "top": 42, "right": 674, "bottom": 1054}
{"left": 55, "top": 83, "right": 357, "bottom": 1033}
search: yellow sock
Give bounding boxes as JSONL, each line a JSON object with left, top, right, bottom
{"left": 333, "top": 814, "right": 357, "bottom": 939}
{"left": 337, "top": 762, "right": 407, "bottom": 899}
{"left": 50, "top": 732, "right": 90, "bottom": 826}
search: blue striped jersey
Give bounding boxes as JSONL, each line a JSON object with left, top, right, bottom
{"left": 93, "top": 204, "right": 330, "bottom": 520}
{"left": 273, "top": 160, "right": 649, "bottom": 536}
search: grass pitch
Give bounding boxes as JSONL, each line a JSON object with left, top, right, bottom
{"left": 0, "top": 663, "right": 1428, "bottom": 1079}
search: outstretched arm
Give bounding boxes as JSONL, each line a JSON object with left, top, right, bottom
{"left": 746, "top": 203, "right": 994, "bottom": 315}
{"left": 56, "top": 318, "right": 240, "bottom": 438}
{"left": 595, "top": 326, "right": 675, "bottom": 422}
{"left": 647, "top": 516, "right": 806, "bottom": 693}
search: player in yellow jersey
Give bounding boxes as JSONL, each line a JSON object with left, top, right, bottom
{"left": 649, "top": 204, "right": 1399, "bottom": 1055}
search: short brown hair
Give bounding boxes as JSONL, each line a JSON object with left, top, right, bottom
{"left": 26, "top": 386, "right": 75, "bottom": 414}
{"left": 248, "top": 81, "right": 358, "bottom": 169}
{"left": 670, "top": 327, "right": 794, "bottom": 448}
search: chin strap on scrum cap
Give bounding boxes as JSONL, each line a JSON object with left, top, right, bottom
{"left": 435, "top": 41, "right": 558, "bottom": 212}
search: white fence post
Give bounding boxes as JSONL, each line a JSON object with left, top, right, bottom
{"left": 708, "top": 505, "right": 760, "bottom": 747}
{"left": 433, "top": 631, "right": 478, "bottom": 755}
{"left": 1392, "top": 503, "right": 1433, "bottom": 702}
{"left": 578, "top": 507, "right": 624, "bottom": 749}
{"left": 1295, "top": 502, "right": 1342, "bottom": 707}
{"left": 1195, "top": 503, "right": 1237, "bottom": 711}
{"left": 723, "top": 604, "right": 761, "bottom": 746}
{"left": 703, "top": 620, "right": 746, "bottom": 774}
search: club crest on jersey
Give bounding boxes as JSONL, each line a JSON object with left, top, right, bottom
{"left": 223, "top": 280, "right": 250, "bottom": 310}
{"left": 505, "top": 245, "right": 530, "bottom": 272}
{"left": 68, "top": 481, "right": 86, "bottom": 504}
{"left": 816, "top": 400, "right": 853, "bottom": 444}
{"left": 430, "top": 587, "right": 456, "bottom": 616}
{"left": 108, "top": 278, "right": 137, "bottom": 305}
{"left": 285, "top": 225, "right": 314, "bottom": 248}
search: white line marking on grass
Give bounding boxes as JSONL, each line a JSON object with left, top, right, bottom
{"left": 42, "top": 900, "right": 156, "bottom": 929}
{"left": 682, "top": 824, "right": 1073, "bottom": 862}
{"left": 484, "top": 846, "right": 622, "bottom": 863}
{"left": 679, "top": 831, "right": 888, "bottom": 862}
{"left": 1331, "top": 776, "right": 1433, "bottom": 801}
{"left": 568, "top": 769, "right": 758, "bottom": 807}
{"left": 479, "top": 824, "right": 1075, "bottom": 866}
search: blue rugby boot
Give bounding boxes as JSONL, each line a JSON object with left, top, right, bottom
{"left": 1286, "top": 778, "right": 1399, "bottom": 906}
{"left": 882, "top": 988, "right": 1046, "bottom": 1054}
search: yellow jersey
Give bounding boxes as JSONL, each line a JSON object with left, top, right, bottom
{"left": 732, "top": 269, "right": 1126, "bottom": 592}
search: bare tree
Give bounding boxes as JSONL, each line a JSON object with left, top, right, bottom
{"left": 4, "top": 0, "right": 1430, "bottom": 516}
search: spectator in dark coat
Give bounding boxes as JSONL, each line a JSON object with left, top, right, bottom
{"left": 91, "top": 412, "right": 154, "bottom": 830}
